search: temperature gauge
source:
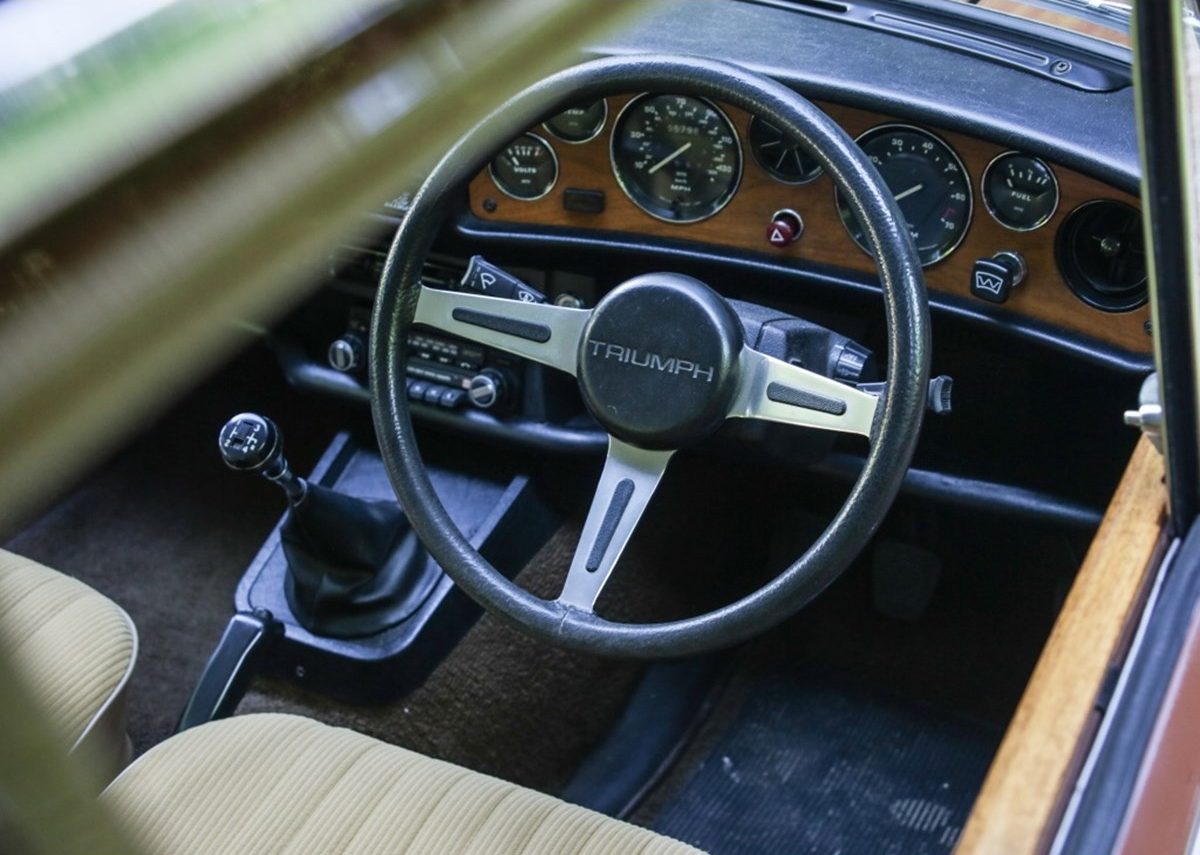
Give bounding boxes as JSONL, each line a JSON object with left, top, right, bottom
{"left": 983, "top": 152, "right": 1059, "bottom": 231}
{"left": 489, "top": 133, "right": 558, "bottom": 201}
{"left": 544, "top": 99, "right": 607, "bottom": 143}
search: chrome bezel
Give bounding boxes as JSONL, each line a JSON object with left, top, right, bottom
{"left": 609, "top": 93, "right": 744, "bottom": 225}
{"left": 1056, "top": 198, "right": 1149, "bottom": 313}
{"left": 488, "top": 132, "right": 559, "bottom": 202}
{"left": 834, "top": 123, "right": 974, "bottom": 268}
{"left": 981, "top": 151, "right": 1061, "bottom": 232}
{"left": 748, "top": 115, "right": 824, "bottom": 186}
{"left": 542, "top": 99, "right": 608, "bottom": 145}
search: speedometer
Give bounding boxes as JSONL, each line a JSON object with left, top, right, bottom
{"left": 611, "top": 94, "right": 742, "bottom": 223}
{"left": 835, "top": 124, "right": 972, "bottom": 267}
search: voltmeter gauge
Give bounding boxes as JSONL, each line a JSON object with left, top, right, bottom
{"left": 489, "top": 133, "right": 558, "bottom": 201}
{"left": 543, "top": 99, "right": 608, "bottom": 143}
{"left": 983, "top": 152, "right": 1060, "bottom": 231}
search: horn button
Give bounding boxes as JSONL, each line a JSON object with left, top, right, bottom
{"left": 578, "top": 274, "right": 743, "bottom": 449}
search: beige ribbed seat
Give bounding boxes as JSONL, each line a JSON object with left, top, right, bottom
{"left": 103, "top": 713, "right": 703, "bottom": 855}
{"left": 0, "top": 549, "right": 137, "bottom": 781}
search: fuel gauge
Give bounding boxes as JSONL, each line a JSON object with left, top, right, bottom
{"left": 983, "top": 152, "right": 1059, "bottom": 231}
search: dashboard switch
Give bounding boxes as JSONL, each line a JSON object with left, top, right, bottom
{"left": 563, "top": 188, "right": 606, "bottom": 214}
{"left": 971, "top": 251, "right": 1027, "bottom": 303}
{"left": 767, "top": 209, "right": 804, "bottom": 247}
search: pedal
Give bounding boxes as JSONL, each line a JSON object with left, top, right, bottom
{"left": 871, "top": 540, "right": 941, "bottom": 621}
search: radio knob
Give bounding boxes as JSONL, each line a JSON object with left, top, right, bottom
{"left": 467, "top": 370, "right": 505, "bottom": 409}
{"left": 327, "top": 333, "right": 365, "bottom": 373}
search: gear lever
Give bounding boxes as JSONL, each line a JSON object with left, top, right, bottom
{"left": 218, "top": 413, "right": 306, "bottom": 502}
{"left": 218, "top": 413, "right": 433, "bottom": 639}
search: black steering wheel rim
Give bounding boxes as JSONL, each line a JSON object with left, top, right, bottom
{"left": 370, "top": 54, "right": 930, "bottom": 659}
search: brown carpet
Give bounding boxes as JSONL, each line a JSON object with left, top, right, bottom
{"left": 3, "top": 341, "right": 1082, "bottom": 804}
{"left": 237, "top": 459, "right": 762, "bottom": 795}
{"left": 2, "top": 343, "right": 759, "bottom": 794}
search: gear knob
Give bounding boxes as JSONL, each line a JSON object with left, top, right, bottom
{"left": 218, "top": 413, "right": 282, "bottom": 472}
{"left": 219, "top": 413, "right": 305, "bottom": 503}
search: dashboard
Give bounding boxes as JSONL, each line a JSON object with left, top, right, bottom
{"left": 469, "top": 95, "right": 1150, "bottom": 354}
{"left": 274, "top": 0, "right": 1153, "bottom": 526}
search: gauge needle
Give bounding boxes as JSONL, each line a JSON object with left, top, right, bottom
{"left": 894, "top": 183, "right": 924, "bottom": 202}
{"left": 648, "top": 142, "right": 693, "bottom": 174}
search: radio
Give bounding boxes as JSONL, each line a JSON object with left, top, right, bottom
{"left": 323, "top": 253, "right": 529, "bottom": 412}
{"left": 404, "top": 331, "right": 512, "bottom": 411}
{"left": 327, "top": 313, "right": 516, "bottom": 412}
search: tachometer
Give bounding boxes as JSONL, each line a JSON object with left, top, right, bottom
{"left": 611, "top": 94, "right": 742, "bottom": 223}
{"left": 835, "top": 124, "right": 972, "bottom": 267}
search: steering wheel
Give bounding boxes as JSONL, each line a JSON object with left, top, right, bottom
{"left": 370, "top": 55, "right": 930, "bottom": 658}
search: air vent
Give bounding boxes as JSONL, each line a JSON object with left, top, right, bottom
{"left": 748, "top": 117, "right": 822, "bottom": 184}
{"left": 1055, "top": 200, "right": 1147, "bottom": 312}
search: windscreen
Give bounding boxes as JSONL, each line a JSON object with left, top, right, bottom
{"left": 908, "top": 0, "right": 1131, "bottom": 48}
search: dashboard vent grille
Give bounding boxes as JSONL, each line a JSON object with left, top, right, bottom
{"left": 1055, "top": 201, "right": 1147, "bottom": 313}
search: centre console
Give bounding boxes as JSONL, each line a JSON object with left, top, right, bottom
{"left": 177, "top": 426, "right": 559, "bottom": 731}
{"left": 273, "top": 237, "right": 607, "bottom": 453}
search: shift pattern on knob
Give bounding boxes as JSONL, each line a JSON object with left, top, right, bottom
{"left": 219, "top": 413, "right": 281, "bottom": 472}
{"left": 219, "top": 413, "right": 306, "bottom": 504}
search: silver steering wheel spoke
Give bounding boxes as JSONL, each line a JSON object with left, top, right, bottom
{"left": 556, "top": 437, "right": 674, "bottom": 612}
{"left": 728, "top": 347, "right": 879, "bottom": 438}
{"left": 413, "top": 285, "right": 591, "bottom": 375}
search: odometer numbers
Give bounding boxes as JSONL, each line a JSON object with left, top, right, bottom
{"left": 611, "top": 94, "right": 742, "bottom": 224}
{"left": 835, "top": 124, "right": 973, "bottom": 267}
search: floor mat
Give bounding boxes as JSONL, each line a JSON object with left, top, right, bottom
{"left": 653, "top": 669, "right": 1000, "bottom": 855}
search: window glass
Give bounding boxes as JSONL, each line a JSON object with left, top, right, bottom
{"left": 906, "top": 0, "right": 1131, "bottom": 48}
{"left": 1183, "top": 2, "right": 1200, "bottom": 275}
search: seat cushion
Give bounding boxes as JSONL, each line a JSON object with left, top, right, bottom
{"left": 103, "top": 713, "right": 702, "bottom": 855}
{"left": 0, "top": 549, "right": 136, "bottom": 777}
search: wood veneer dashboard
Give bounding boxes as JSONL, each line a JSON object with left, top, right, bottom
{"left": 467, "top": 96, "right": 1151, "bottom": 355}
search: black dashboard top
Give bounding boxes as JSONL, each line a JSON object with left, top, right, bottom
{"left": 593, "top": 0, "right": 1139, "bottom": 193}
